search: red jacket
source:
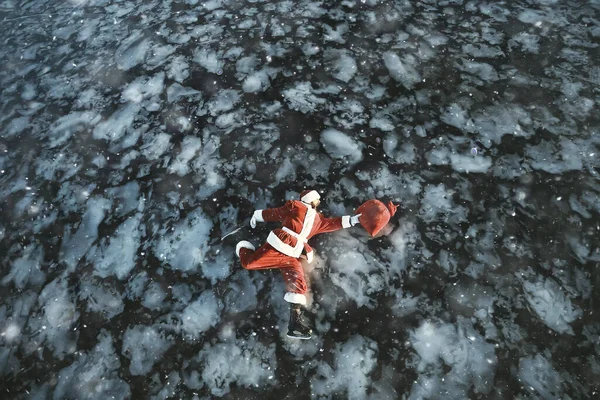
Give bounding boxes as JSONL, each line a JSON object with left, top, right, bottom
{"left": 256, "top": 200, "right": 352, "bottom": 260}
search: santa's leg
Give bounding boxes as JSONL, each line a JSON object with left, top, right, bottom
{"left": 281, "top": 265, "right": 312, "bottom": 340}
{"left": 237, "top": 244, "right": 313, "bottom": 339}
{"left": 237, "top": 242, "right": 284, "bottom": 270}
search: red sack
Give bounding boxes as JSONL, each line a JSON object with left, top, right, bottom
{"left": 355, "top": 199, "right": 397, "bottom": 237}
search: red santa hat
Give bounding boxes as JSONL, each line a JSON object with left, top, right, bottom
{"left": 300, "top": 190, "right": 320, "bottom": 204}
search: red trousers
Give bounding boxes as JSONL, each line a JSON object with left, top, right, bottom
{"left": 239, "top": 243, "right": 307, "bottom": 294}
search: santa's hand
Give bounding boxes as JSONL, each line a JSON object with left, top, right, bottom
{"left": 250, "top": 210, "right": 263, "bottom": 229}
{"left": 350, "top": 214, "right": 362, "bottom": 226}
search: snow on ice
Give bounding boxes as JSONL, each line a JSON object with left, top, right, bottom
{"left": 0, "top": 0, "right": 598, "bottom": 398}
{"left": 122, "top": 325, "right": 172, "bottom": 376}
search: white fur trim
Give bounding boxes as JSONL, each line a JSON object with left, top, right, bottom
{"left": 300, "top": 207, "right": 316, "bottom": 238}
{"left": 300, "top": 190, "right": 320, "bottom": 204}
{"left": 253, "top": 210, "right": 264, "bottom": 222}
{"left": 236, "top": 241, "right": 255, "bottom": 257}
{"left": 305, "top": 251, "right": 314, "bottom": 264}
{"left": 284, "top": 292, "right": 306, "bottom": 305}
{"left": 341, "top": 215, "right": 351, "bottom": 229}
{"left": 267, "top": 207, "right": 317, "bottom": 258}
{"left": 267, "top": 231, "right": 302, "bottom": 257}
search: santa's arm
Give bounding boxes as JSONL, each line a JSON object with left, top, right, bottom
{"left": 314, "top": 214, "right": 355, "bottom": 234}
{"left": 251, "top": 200, "right": 293, "bottom": 226}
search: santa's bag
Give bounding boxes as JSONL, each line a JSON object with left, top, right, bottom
{"left": 355, "top": 199, "right": 397, "bottom": 237}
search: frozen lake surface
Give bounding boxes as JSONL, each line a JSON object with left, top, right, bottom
{"left": 1, "top": 0, "right": 599, "bottom": 398}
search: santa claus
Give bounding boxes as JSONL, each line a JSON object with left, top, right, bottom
{"left": 236, "top": 189, "right": 361, "bottom": 339}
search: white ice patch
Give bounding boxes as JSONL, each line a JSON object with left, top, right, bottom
{"left": 235, "top": 54, "right": 259, "bottom": 75}
{"left": 91, "top": 212, "right": 143, "bottom": 279}
{"left": 122, "top": 325, "right": 172, "bottom": 376}
{"left": 449, "top": 153, "right": 493, "bottom": 173}
{"left": 167, "top": 55, "right": 190, "bottom": 83}
{"left": 442, "top": 104, "right": 532, "bottom": 147}
{"left": 141, "top": 131, "right": 172, "bottom": 160}
{"left": 519, "top": 354, "right": 564, "bottom": 399}
{"left": 93, "top": 103, "right": 141, "bottom": 143}
{"left": 383, "top": 51, "right": 421, "bottom": 89}
{"left": 107, "top": 181, "right": 142, "bottom": 218}
{"left": 326, "top": 231, "right": 387, "bottom": 308}
{"left": 27, "top": 278, "right": 79, "bottom": 358}
{"left": 60, "top": 197, "right": 111, "bottom": 270}
{"left": 154, "top": 208, "right": 213, "bottom": 273}
{"left": 472, "top": 105, "right": 533, "bottom": 146}
{"left": 167, "top": 83, "right": 203, "bottom": 104}
{"left": 320, "top": 128, "right": 363, "bottom": 165}
{"left": 196, "top": 336, "right": 278, "bottom": 396}
{"left": 191, "top": 131, "right": 226, "bottom": 198}
{"left": 146, "top": 44, "right": 176, "bottom": 69}
{"left": 566, "top": 234, "right": 590, "bottom": 264}
{"left": 122, "top": 73, "right": 165, "bottom": 104}
{"left": 47, "top": 111, "right": 100, "bottom": 148}
{"left": 509, "top": 32, "right": 540, "bottom": 53}
{"left": 323, "top": 22, "right": 349, "bottom": 44}
{"left": 153, "top": 371, "right": 181, "bottom": 399}
{"left": 274, "top": 157, "right": 296, "bottom": 183}
{"left": 79, "top": 278, "right": 124, "bottom": 320}
{"left": 518, "top": 269, "right": 581, "bottom": 335}
{"left": 53, "top": 332, "right": 130, "bottom": 400}
{"left": 354, "top": 165, "right": 422, "bottom": 207}
{"left": 168, "top": 136, "right": 202, "bottom": 176}
{"left": 458, "top": 60, "right": 499, "bottom": 81}
{"left": 115, "top": 31, "right": 152, "bottom": 71}
{"left": 3, "top": 116, "right": 29, "bottom": 138}
{"left": 369, "top": 115, "right": 395, "bottom": 132}
{"left": 311, "top": 335, "right": 378, "bottom": 399}
{"left": 2, "top": 243, "right": 45, "bottom": 289}
{"left": 462, "top": 43, "right": 505, "bottom": 58}
{"left": 206, "top": 89, "right": 240, "bottom": 116}
{"left": 142, "top": 282, "right": 167, "bottom": 310}
{"left": 419, "top": 184, "right": 468, "bottom": 224}
{"left": 223, "top": 272, "right": 263, "bottom": 314}
{"left": 242, "top": 73, "right": 264, "bottom": 93}
{"left": 518, "top": 9, "right": 546, "bottom": 24}
{"left": 330, "top": 99, "right": 366, "bottom": 128}
{"left": 526, "top": 138, "right": 584, "bottom": 174}
{"left": 380, "top": 219, "right": 421, "bottom": 279}
{"left": 408, "top": 318, "right": 497, "bottom": 398}
{"left": 2, "top": 323, "right": 20, "bottom": 342}
{"left": 325, "top": 49, "right": 357, "bottom": 83}
{"left": 383, "top": 134, "right": 416, "bottom": 164}
{"left": 282, "top": 82, "right": 326, "bottom": 113}
{"left": 125, "top": 271, "right": 149, "bottom": 301}
{"left": 440, "top": 103, "right": 474, "bottom": 132}
{"left": 180, "top": 291, "right": 223, "bottom": 338}
{"left": 193, "top": 48, "right": 223, "bottom": 73}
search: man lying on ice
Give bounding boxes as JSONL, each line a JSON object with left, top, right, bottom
{"left": 235, "top": 189, "right": 361, "bottom": 340}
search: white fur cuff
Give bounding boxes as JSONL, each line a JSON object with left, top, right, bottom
{"left": 305, "top": 251, "right": 314, "bottom": 264}
{"left": 284, "top": 292, "right": 306, "bottom": 305}
{"left": 341, "top": 215, "right": 351, "bottom": 228}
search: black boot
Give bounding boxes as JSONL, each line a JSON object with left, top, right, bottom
{"left": 287, "top": 303, "right": 312, "bottom": 340}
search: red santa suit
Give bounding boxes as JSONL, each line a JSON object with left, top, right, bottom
{"left": 238, "top": 192, "right": 354, "bottom": 306}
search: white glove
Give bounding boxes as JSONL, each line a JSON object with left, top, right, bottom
{"left": 350, "top": 214, "right": 362, "bottom": 226}
{"left": 250, "top": 210, "right": 263, "bottom": 229}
